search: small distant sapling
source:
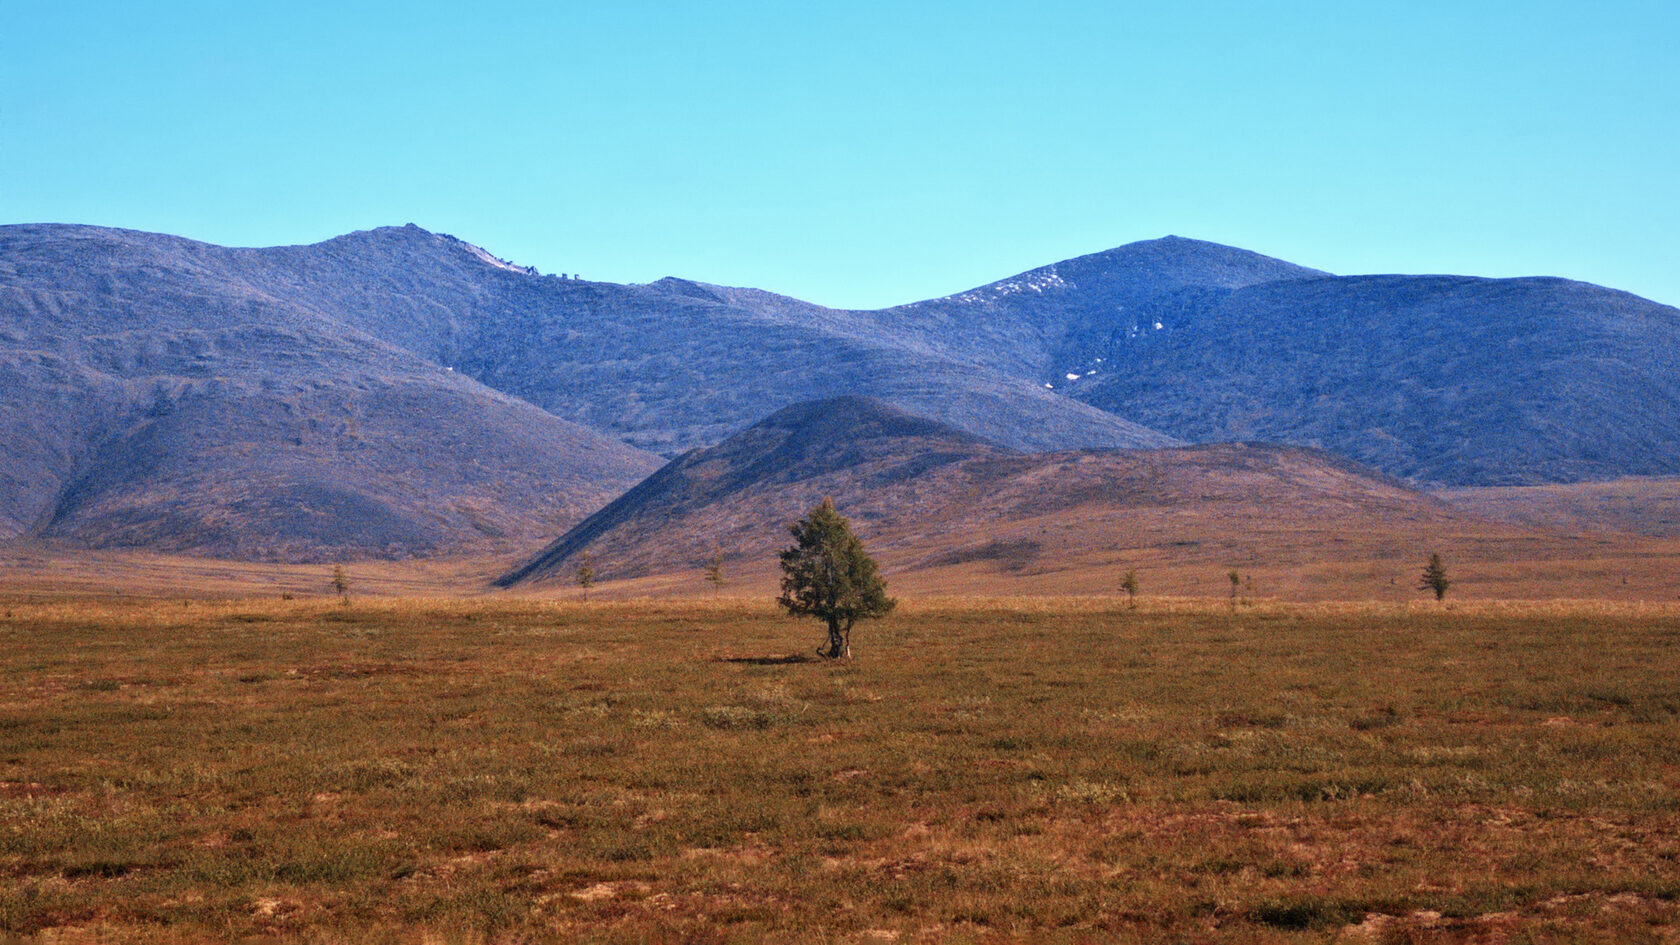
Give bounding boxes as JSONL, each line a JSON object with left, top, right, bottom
{"left": 575, "top": 553, "right": 597, "bottom": 602}
{"left": 703, "top": 547, "right": 727, "bottom": 597}
{"left": 1121, "top": 569, "right": 1139, "bottom": 608}
{"left": 331, "top": 564, "right": 350, "bottom": 606}
{"left": 1418, "top": 552, "right": 1451, "bottom": 601}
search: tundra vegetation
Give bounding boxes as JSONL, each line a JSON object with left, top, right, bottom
{"left": 1, "top": 596, "right": 1676, "bottom": 942}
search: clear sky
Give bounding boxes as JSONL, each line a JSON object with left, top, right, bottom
{"left": 5, "top": 1, "right": 1676, "bottom": 309}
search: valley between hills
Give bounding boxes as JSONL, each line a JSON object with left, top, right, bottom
{"left": 3, "top": 222, "right": 1679, "bottom": 600}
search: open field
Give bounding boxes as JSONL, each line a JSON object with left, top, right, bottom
{"left": 0, "top": 544, "right": 510, "bottom": 601}
{"left": 1441, "top": 477, "right": 1680, "bottom": 540}
{"left": 2, "top": 597, "right": 1678, "bottom": 942}
{"left": 5, "top": 521, "right": 1680, "bottom": 604}
{"left": 5, "top": 472, "right": 1679, "bottom": 606}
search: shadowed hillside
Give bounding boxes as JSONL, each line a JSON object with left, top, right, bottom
{"left": 495, "top": 397, "right": 1010, "bottom": 585}
{"left": 1062, "top": 273, "right": 1680, "bottom": 485}
{"left": 497, "top": 397, "right": 1506, "bottom": 589}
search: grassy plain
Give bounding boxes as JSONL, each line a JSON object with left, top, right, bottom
{"left": 2, "top": 596, "right": 1678, "bottom": 943}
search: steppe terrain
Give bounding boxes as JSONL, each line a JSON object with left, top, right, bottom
{"left": 4, "top": 474, "right": 1679, "bottom": 604}
{"left": 5, "top": 222, "right": 1680, "bottom": 943}
{"left": 3, "top": 597, "right": 1677, "bottom": 943}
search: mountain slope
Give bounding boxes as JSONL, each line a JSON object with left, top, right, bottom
{"left": 22, "top": 223, "right": 1174, "bottom": 456}
{"left": 1063, "top": 274, "right": 1680, "bottom": 485}
{"left": 0, "top": 226, "right": 662, "bottom": 558}
{"left": 496, "top": 396, "right": 1010, "bottom": 585}
{"left": 686, "top": 236, "right": 1680, "bottom": 487}
{"left": 496, "top": 397, "right": 1489, "bottom": 588}
{"left": 858, "top": 236, "right": 1329, "bottom": 378}
{"left": 8, "top": 217, "right": 1679, "bottom": 574}
{"left": 1438, "top": 477, "right": 1680, "bottom": 539}
{"left": 26, "top": 376, "right": 661, "bottom": 560}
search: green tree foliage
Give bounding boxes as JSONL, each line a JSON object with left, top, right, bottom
{"left": 1418, "top": 552, "right": 1451, "bottom": 601}
{"left": 777, "top": 498, "right": 895, "bottom": 659}
{"left": 1120, "top": 569, "right": 1139, "bottom": 608}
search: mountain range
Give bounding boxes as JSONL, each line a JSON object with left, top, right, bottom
{"left": 2, "top": 221, "right": 1676, "bottom": 564}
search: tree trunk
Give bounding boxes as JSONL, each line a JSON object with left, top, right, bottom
{"left": 821, "top": 618, "right": 845, "bottom": 659}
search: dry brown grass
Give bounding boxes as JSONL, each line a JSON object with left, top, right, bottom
{"left": 0, "top": 543, "right": 511, "bottom": 601}
{"left": 2, "top": 596, "right": 1677, "bottom": 942}
{"left": 1442, "top": 476, "right": 1680, "bottom": 539}
{"left": 10, "top": 532, "right": 1676, "bottom": 606}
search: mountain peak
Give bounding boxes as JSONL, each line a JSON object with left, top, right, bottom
{"left": 644, "top": 276, "right": 724, "bottom": 302}
{"left": 721, "top": 395, "right": 1010, "bottom": 468}
{"left": 1083, "top": 234, "right": 1330, "bottom": 278}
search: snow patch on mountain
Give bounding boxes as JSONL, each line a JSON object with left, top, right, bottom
{"left": 942, "top": 269, "right": 1070, "bottom": 305}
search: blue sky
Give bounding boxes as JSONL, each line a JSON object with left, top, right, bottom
{"left": 5, "top": 1, "right": 1676, "bottom": 308}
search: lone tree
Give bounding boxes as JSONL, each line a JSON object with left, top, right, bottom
{"left": 575, "top": 552, "right": 597, "bottom": 602}
{"left": 1418, "top": 552, "right": 1452, "bottom": 600}
{"left": 777, "top": 498, "right": 895, "bottom": 659}
{"left": 330, "top": 564, "right": 350, "bottom": 606}
{"left": 703, "top": 547, "right": 727, "bottom": 597}
{"left": 1228, "top": 569, "right": 1241, "bottom": 604}
{"left": 1120, "top": 569, "right": 1139, "bottom": 608}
